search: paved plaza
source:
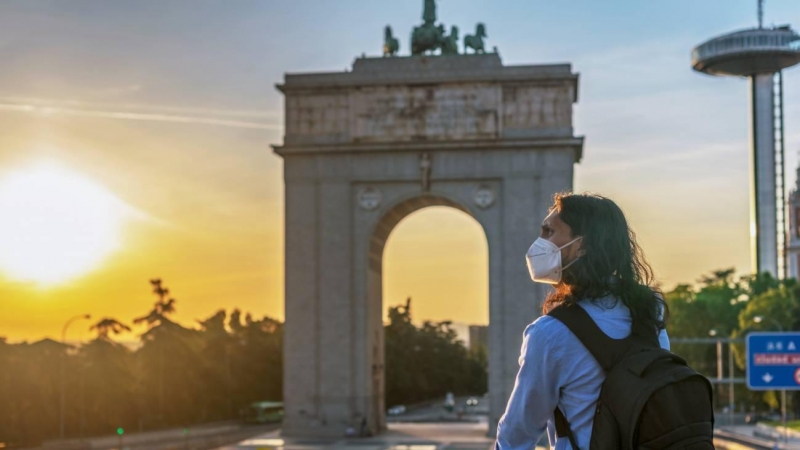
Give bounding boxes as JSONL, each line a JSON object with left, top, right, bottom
{"left": 217, "top": 422, "right": 548, "bottom": 450}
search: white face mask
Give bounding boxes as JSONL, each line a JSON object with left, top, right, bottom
{"left": 525, "top": 237, "right": 582, "bottom": 284}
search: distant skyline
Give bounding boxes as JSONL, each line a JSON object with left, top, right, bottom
{"left": 1, "top": 0, "right": 799, "bottom": 342}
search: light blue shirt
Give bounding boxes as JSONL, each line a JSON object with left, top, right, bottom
{"left": 494, "top": 297, "right": 670, "bottom": 450}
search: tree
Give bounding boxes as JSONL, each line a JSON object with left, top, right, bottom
{"left": 90, "top": 318, "right": 131, "bottom": 341}
{"left": 133, "top": 278, "right": 182, "bottom": 426}
{"left": 198, "top": 310, "right": 236, "bottom": 418}
{"left": 232, "top": 314, "right": 283, "bottom": 405}
{"left": 384, "top": 297, "right": 486, "bottom": 408}
{"left": 0, "top": 278, "right": 287, "bottom": 447}
{"left": 81, "top": 321, "right": 136, "bottom": 438}
{"left": 737, "top": 282, "right": 799, "bottom": 334}
{"left": 666, "top": 269, "right": 746, "bottom": 377}
{"left": 133, "top": 279, "right": 176, "bottom": 329}
{"left": 666, "top": 269, "right": 800, "bottom": 413}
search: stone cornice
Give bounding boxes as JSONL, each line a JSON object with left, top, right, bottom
{"left": 276, "top": 54, "right": 579, "bottom": 102}
{"left": 273, "top": 136, "right": 585, "bottom": 162}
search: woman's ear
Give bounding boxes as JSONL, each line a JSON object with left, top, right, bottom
{"left": 574, "top": 236, "right": 586, "bottom": 258}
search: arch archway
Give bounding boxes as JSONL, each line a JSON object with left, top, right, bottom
{"left": 368, "top": 197, "right": 489, "bottom": 432}
{"left": 381, "top": 204, "right": 489, "bottom": 330}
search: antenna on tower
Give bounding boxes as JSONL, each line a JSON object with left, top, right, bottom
{"left": 758, "top": 0, "right": 764, "bottom": 29}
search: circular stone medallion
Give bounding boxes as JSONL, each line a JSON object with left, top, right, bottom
{"left": 358, "top": 187, "right": 382, "bottom": 211}
{"left": 474, "top": 186, "right": 495, "bottom": 209}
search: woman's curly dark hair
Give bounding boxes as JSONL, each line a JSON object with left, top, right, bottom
{"left": 542, "top": 193, "right": 669, "bottom": 332}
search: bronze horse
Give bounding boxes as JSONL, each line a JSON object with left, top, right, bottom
{"left": 464, "top": 23, "right": 487, "bottom": 54}
{"left": 383, "top": 25, "right": 399, "bottom": 56}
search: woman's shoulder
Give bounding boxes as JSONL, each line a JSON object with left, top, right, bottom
{"left": 521, "top": 311, "right": 605, "bottom": 367}
{"left": 524, "top": 313, "right": 572, "bottom": 342}
{"left": 526, "top": 297, "right": 626, "bottom": 336}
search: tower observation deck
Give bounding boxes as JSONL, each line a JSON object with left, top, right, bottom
{"left": 692, "top": 4, "right": 800, "bottom": 278}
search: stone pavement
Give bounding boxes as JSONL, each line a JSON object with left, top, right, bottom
{"left": 216, "top": 422, "right": 548, "bottom": 450}
{"left": 719, "top": 425, "right": 800, "bottom": 449}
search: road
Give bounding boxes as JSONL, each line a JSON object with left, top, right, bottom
{"left": 387, "top": 395, "right": 489, "bottom": 423}
{"left": 39, "top": 422, "right": 279, "bottom": 450}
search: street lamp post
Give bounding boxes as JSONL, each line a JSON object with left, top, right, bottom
{"left": 709, "top": 329, "right": 734, "bottom": 425}
{"left": 709, "top": 330, "right": 723, "bottom": 380}
{"left": 752, "top": 315, "right": 788, "bottom": 443}
{"left": 753, "top": 315, "right": 784, "bottom": 331}
{"left": 728, "top": 342, "right": 734, "bottom": 427}
{"left": 60, "top": 314, "right": 91, "bottom": 440}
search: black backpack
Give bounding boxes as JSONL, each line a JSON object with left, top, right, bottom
{"left": 547, "top": 303, "right": 715, "bottom": 450}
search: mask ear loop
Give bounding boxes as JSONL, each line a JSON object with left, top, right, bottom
{"left": 557, "top": 236, "right": 583, "bottom": 273}
{"left": 560, "top": 256, "right": 581, "bottom": 272}
{"left": 557, "top": 236, "right": 583, "bottom": 250}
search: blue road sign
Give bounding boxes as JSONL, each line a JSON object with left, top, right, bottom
{"left": 746, "top": 332, "right": 800, "bottom": 390}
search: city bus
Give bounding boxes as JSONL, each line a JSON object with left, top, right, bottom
{"left": 245, "top": 401, "right": 284, "bottom": 424}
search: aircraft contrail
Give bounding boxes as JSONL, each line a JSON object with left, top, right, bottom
{"left": 0, "top": 96, "right": 280, "bottom": 118}
{"left": 0, "top": 99, "right": 282, "bottom": 130}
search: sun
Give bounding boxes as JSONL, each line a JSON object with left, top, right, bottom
{"left": 0, "top": 161, "right": 132, "bottom": 286}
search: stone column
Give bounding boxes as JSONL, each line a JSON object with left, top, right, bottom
{"left": 282, "top": 178, "right": 321, "bottom": 436}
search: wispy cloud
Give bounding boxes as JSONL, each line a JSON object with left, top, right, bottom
{"left": 579, "top": 142, "right": 739, "bottom": 174}
{"left": 0, "top": 97, "right": 282, "bottom": 130}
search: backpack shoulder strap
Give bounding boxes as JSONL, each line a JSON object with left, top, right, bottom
{"left": 547, "top": 303, "right": 627, "bottom": 371}
{"left": 553, "top": 407, "right": 580, "bottom": 449}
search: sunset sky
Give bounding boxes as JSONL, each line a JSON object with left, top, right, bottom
{"left": 1, "top": 0, "right": 799, "bottom": 343}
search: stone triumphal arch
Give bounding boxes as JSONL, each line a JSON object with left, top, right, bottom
{"left": 273, "top": 53, "right": 582, "bottom": 437}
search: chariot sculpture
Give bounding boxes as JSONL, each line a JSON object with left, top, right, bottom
{"left": 383, "top": 0, "right": 494, "bottom": 57}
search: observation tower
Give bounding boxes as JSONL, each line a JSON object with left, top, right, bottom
{"left": 692, "top": 0, "right": 800, "bottom": 277}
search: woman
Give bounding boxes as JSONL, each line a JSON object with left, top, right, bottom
{"left": 495, "top": 193, "right": 670, "bottom": 450}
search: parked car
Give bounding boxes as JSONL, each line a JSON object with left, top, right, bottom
{"left": 388, "top": 405, "right": 406, "bottom": 416}
{"left": 443, "top": 392, "right": 455, "bottom": 412}
{"left": 745, "top": 412, "right": 781, "bottom": 424}
{"left": 465, "top": 397, "right": 478, "bottom": 406}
